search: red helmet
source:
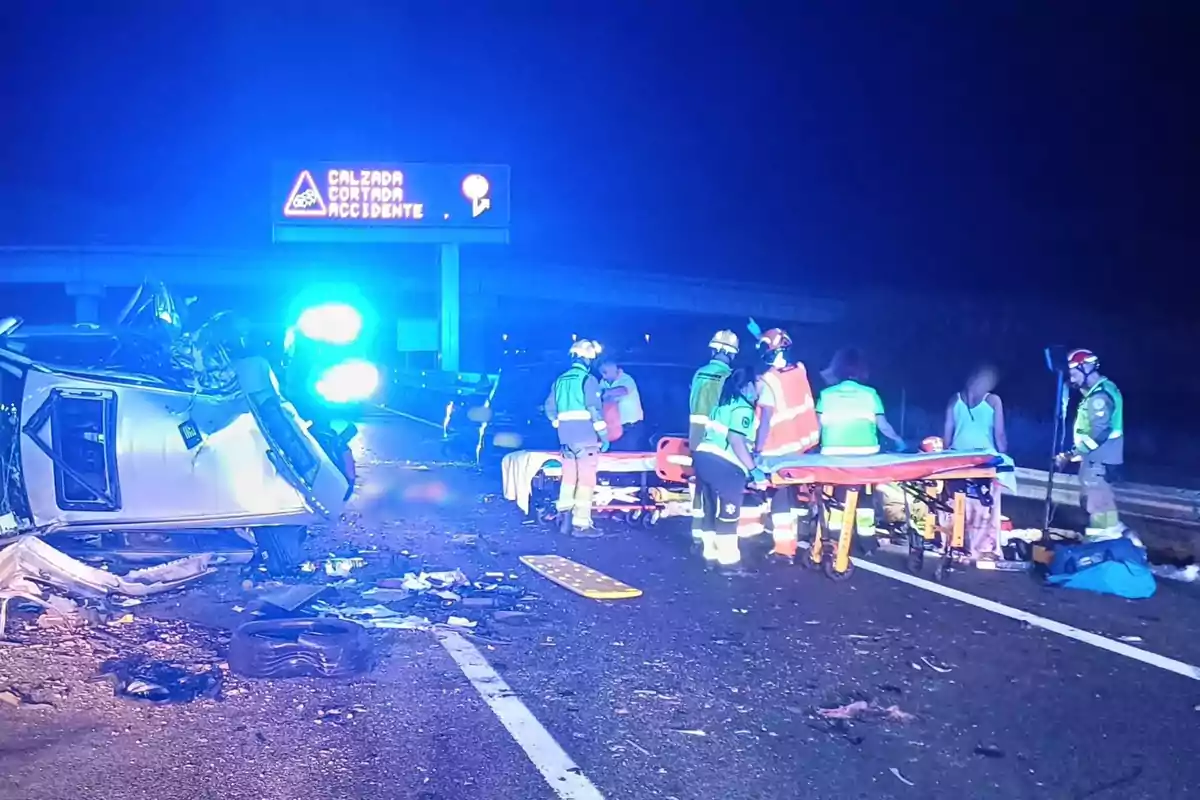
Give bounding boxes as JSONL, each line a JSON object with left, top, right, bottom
{"left": 920, "top": 436, "right": 945, "bottom": 453}
{"left": 1067, "top": 349, "right": 1098, "bottom": 370}
{"left": 757, "top": 328, "right": 792, "bottom": 352}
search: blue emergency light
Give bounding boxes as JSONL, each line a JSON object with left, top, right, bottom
{"left": 286, "top": 286, "right": 381, "bottom": 407}
{"left": 296, "top": 302, "right": 363, "bottom": 345}
{"left": 314, "top": 358, "right": 381, "bottom": 404}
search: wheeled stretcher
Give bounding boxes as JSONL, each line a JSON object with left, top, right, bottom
{"left": 655, "top": 439, "right": 1009, "bottom": 581}
{"left": 500, "top": 448, "right": 692, "bottom": 527}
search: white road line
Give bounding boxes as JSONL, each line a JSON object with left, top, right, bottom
{"left": 436, "top": 630, "right": 606, "bottom": 800}
{"left": 371, "top": 405, "right": 444, "bottom": 428}
{"left": 852, "top": 557, "right": 1200, "bottom": 682}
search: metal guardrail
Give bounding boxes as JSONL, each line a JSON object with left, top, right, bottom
{"left": 1011, "top": 467, "right": 1200, "bottom": 528}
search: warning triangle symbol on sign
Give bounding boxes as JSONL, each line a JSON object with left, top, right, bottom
{"left": 282, "top": 170, "right": 328, "bottom": 218}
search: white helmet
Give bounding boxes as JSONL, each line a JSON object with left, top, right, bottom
{"left": 569, "top": 339, "right": 602, "bottom": 361}
{"left": 709, "top": 329, "right": 739, "bottom": 355}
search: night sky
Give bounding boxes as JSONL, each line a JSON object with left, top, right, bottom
{"left": 2, "top": 1, "right": 1196, "bottom": 311}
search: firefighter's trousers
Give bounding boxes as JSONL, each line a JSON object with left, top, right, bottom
{"left": 556, "top": 444, "right": 601, "bottom": 528}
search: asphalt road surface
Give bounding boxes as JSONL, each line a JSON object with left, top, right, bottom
{"left": 2, "top": 418, "right": 1199, "bottom": 800}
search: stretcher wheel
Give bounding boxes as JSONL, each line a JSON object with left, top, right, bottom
{"left": 641, "top": 510, "right": 660, "bottom": 528}
{"left": 906, "top": 531, "right": 926, "bottom": 574}
{"left": 800, "top": 549, "right": 822, "bottom": 570}
{"left": 933, "top": 555, "right": 951, "bottom": 583}
{"left": 627, "top": 509, "right": 643, "bottom": 525}
{"left": 906, "top": 547, "right": 925, "bottom": 574}
{"left": 823, "top": 556, "right": 855, "bottom": 581}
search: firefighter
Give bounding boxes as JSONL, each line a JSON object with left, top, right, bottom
{"left": 816, "top": 348, "right": 906, "bottom": 544}
{"left": 1055, "top": 349, "right": 1126, "bottom": 541}
{"left": 688, "top": 330, "right": 740, "bottom": 555}
{"left": 693, "top": 368, "right": 765, "bottom": 574}
{"left": 753, "top": 328, "right": 821, "bottom": 561}
{"left": 544, "top": 339, "right": 609, "bottom": 536}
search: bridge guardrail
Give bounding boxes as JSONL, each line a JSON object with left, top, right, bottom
{"left": 1012, "top": 467, "right": 1200, "bottom": 528}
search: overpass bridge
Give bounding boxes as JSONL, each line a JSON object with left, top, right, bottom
{"left": 0, "top": 245, "right": 844, "bottom": 368}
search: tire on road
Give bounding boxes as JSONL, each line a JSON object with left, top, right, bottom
{"left": 229, "top": 618, "right": 372, "bottom": 679}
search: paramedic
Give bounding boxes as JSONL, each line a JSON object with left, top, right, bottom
{"left": 816, "top": 348, "right": 905, "bottom": 543}
{"left": 1055, "top": 349, "right": 1126, "bottom": 542}
{"left": 688, "top": 330, "right": 740, "bottom": 449}
{"left": 544, "top": 340, "right": 609, "bottom": 536}
{"left": 754, "top": 328, "right": 821, "bottom": 561}
{"left": 944, "top": 365, "right": 1008, "bottom": 557}
{"left": 688, "top": 330, "right": 740, "bottom": 547}
{"left": 599, "top": 359, "right": 645, "bottom": 451}
{"left": 693, "top": 368, "right": 764, "bottom": 573}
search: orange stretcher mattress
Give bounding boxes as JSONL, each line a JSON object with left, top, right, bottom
{"left": 767, "top": 451, "right": 1003, "bottom": 485}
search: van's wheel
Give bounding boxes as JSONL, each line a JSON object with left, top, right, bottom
{"left": 252, "top": 525, "right": 307, "bottom": 576}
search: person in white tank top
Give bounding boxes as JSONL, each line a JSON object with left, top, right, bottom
{"left": 943, "top": 365, "right": 1007, "bottom": 453}
{"left": 943, "top": 366, "right": 1008, "bottom": 558}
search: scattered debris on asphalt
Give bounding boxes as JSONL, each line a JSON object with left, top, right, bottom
{"left": 816, "top": 700, "right": 916, "bottom": 723}
{"left": 889, "top": 767, "right": 915, "bottom": 787}
{"left": 373, "top": 615, "right": 432, "bottom": 630}
{"left": 1151, "top": 564, "right": 1198, "bottom": 583}
{"left": 0, "top": 686, "right": 55, "bottom": 710}
{"left": 919, "top": 655, "right": 954, "bottom": 673}
{"left": 0, "top": 536, "right": 213, "bottom": 601}
{"left": 974, "top": 744, "right": 1006, "bottom": 758}
{"left": 98, "top": 653, "right": 223, "bottom": 704}
{"left": 259, "top": 584, "right": 329, "bottom": 613}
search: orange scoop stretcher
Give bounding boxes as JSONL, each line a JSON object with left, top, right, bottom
{"left": 655, "top": 438, "right": 1006, "bottom": 582}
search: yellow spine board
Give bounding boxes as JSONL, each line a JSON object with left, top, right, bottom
{"left": 519, "top": 555, "right": 643, "bottom": 600}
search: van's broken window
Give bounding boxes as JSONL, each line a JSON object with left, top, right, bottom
{"left": 23, "top": 388, "right": 122, "bottom": 511}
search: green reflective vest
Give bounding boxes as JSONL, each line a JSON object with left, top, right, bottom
{"left": 817, "top": 380, "right": 884, "bottom": 455}
{"left": 695, "top": 397, "right": 756, "bottom": 473}
{"left": 1074, "top": 377, "right": 1124, "bottom": 463}
{"left": 553, "top": 363, "right": 590, "bottom": 415}
{"left": 688, "top": 359, "right": 732, "bottom": 449}
{"left": 551, "top": 363, "right": 602, "bottom": 446}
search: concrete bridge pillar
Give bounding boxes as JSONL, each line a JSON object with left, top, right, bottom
{"left": 66, "top": 282, "right": 104, "bottom": 324}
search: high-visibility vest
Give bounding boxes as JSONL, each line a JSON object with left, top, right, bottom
{"left": 688, "top": 359, "right": 731, "bottom": 450}
{"left": 695, "top": 397, "right": 757, "bottom": 473}
{"left": 756, "top": 364, "right": 820, "bottom": 458}
{"left": 818, "top": 379, "right": 883, "bottom": 455}
{"left": 552, "top": 364, "right": 605, "bottom": 445}
{"left": 1073, "top": 377, "right": 1124, "bottom": 463}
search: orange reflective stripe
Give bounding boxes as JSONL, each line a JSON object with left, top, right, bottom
{"left": 760, "top": 367, "right": 820, "bottom": 457}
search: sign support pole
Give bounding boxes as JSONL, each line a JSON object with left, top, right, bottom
{"left": 440, "top": 243, "right": 461, "bottom": 372}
